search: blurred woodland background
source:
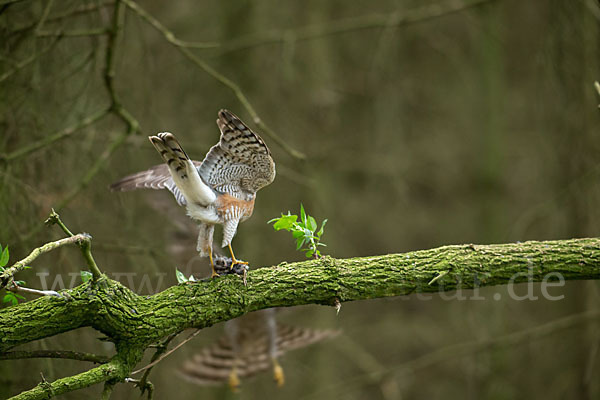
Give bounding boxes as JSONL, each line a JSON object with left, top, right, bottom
{"left": 1, "top": 0, "right": 600, "bottom": 398}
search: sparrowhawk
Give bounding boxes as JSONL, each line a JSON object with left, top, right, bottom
{"left": 111, "top": 110, "right": 276, "bottom": 276}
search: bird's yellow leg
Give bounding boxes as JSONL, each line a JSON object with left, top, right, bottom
{"left": 228, "top": 366, "right": 240, "bottom": 392}
{"left": 228, "top": 244, "right": 248, "bottom": 269}
{"left": 209, "top": 252, "right": 218, "bottom": 278}
{"left": 272, "top": 357, "right": 285, "bottom": 387}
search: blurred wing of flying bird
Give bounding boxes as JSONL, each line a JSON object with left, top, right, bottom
{"left": 177, "top": 309, "right": 340, "bottom": 391}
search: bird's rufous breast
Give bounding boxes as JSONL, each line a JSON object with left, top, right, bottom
{"left": 216, "top": 193, "right": 255, "bottom": 221}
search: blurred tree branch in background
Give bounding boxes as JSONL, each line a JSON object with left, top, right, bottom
{"left": 120, "top": 0, "right": 306, "bottom": 160}
{"left": 1, "top": 234, "right": 599, "bottom": 398}
{"left": 314, "top": 309, "right": 600, "bottom": 399}
{"left": 211, "top": 0, "right": 495, "bottom": 56}
{"left": 0, "top": 350, "right": 110, "bottom": 363}
{"left": 0, "top": 0, "right": 494, "bottom": 171}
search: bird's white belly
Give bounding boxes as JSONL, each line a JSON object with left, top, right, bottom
{"left": 186, "top": 203, "right": 221, "bottom": 224}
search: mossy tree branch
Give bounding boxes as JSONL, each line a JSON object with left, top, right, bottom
{"left": 0, "top": 234, "right": 93, "bottom": 290}
{"left": 1, "top": 237, "right": 599, "bottom": 399}
{"left": 0, "top": 350, "right": 110, "bottom": 364}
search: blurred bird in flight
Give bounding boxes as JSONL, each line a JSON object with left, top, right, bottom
{"left": 178, "top": 309, "right": 339, "bottom": 391}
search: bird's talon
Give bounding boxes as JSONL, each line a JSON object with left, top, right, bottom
{"left": 273, "top": 361, "right": 285, "bottom": 387}
{"left": 228, "top": 368, "right": 240, "bottom": 392}
{"left": 230, "top": 258, "right": 248, "bottom": 269}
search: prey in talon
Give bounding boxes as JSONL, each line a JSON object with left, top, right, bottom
{"left": 110, "top": 110, "right": 275, "bottom": 278}
{"left": 213, "top": 255, "right": 249, "bottom": 286}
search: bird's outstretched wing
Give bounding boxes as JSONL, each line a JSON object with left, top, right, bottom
{"left": 178, "top": 323, "right": 339, "bottom": 386}
{"left": 198, "top": 110, "right": 276, "bottom": 199}
{"left": 110, "top": 161, "right": 202, "bottom": 206}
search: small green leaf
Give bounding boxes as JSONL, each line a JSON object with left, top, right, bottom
{"left": 175, "top": 268, "right": 187, "bottom": 284}
{"left": 3, "top": 293, "right": 17, "bottom": 306}
{"left": 272, "top": 214, "right": 298, "bottom": 231}
{"left": 300, "top": 204, "right": 307, "bottom": 226}
{"left": 0, "top": 246, "right": 9, "bottom": 267}
{"left": 292, "top": 230, "right": 304, "bottom": 239}
{"left": 308, "top": 216, "right": 317, "bottom": 232}
{"left": 14, "top": 280, "right": 26, "bottom": 286}
{"left": 305, "top": 250, "right": 314, "bottom": 258}
{"left": 80, "top": 270, "right": 93, "bottom": 283}
{"left": 296, "top": 238, "right": 305, "bottom": 250}
{"left": 14, "top": 293, "right": 25, "bottom": 300}
{"left": 317, "top": 219, "right": 328, "bottom": 237}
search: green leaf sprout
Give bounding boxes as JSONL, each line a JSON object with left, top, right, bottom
{"left": 269, "top": 204, "right": 328, "bottom": 259}
{"left": 80, "top": 270, "right": 93, "bottom": 283}
{"left": 175, "top": 268, "right": 196, "bottom": 284}
{"left": 0, "top": 244, "right": 9, "bottom": 269}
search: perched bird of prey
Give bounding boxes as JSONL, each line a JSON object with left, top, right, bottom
{"left": 110, "top": 110, "right": 276, "bottom": 276}
{"left": 178, "top": 309, "right": 340, "bottom": 391}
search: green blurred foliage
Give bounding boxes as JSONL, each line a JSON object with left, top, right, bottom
{"left": 1, "top": 0, "right": 600, "bottom": 399}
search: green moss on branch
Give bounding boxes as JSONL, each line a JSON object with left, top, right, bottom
{"left": 1, "top": 237, "right": 598, "bottom": 353}
{"left": 8, "top": 347, "right": 143, "bottom": 400}
{"left": 1, "top": 237, "right": 599, "bottom": 399}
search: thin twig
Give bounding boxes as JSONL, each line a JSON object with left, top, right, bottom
{"left": 304, "top": 309, "right": 600, "bottom": 399}
{"left": 131, "top": 329, "right": 201, "bottom": 375}
{"left": 0, "top": 36, "right": 60, "bottom": 83}
{"left": 101, "top": 381, "right": 115, "bottom": 400}
{"left": 121, "top": 0, "right": 305, "bottom": 160}
{"left": 45, "top": 208, "right": 74, "bottom": 236}
{"left": 584, "top": 330, "right": 599, "bottom": 385}
{"left": 33, "top": 0, "right": 55, "bottom": 34}
{"left": 0, "top": 350, "right": 110, "bottom": 364}
{"left": 8, "top": 284, "right": 62, "bottom": 298}
{"left": 0, "top": 234, "right": 89, "bottom": 290}
{"left": 102, "top": 0, "right": 140, "bottom": 132}
{"left": 36, "top": 28, "right": 109, "bottom": 37}
{"left": 56, "top": 130, "right": 130, "bottom": 211}
{"left": 104, "top": 0, "right": 125, "bottom": 107}
{"left": 0, "top": 0, "right": 28, "bottom": 6}
{"left": 20, "top": 0, "right": 139, "bottom": 242}
{"left": 93, "top": 242, "right": 158, "bottom": 256}
{"left": 45, "top": 209, "right": 102, "bottom": 280}
{"left": 125, "top": 378, "right": 154, "bottom": 400}
{"left": 2, "top": 108, "right": 110, "bottom": 162}
{"left": 9, "top": 1, "right": 114, "bottom": 34}
{"left": 213, "top": 0, "right": 494, "bottom": 56}
{"left": 17, "top": 130, "right": 131, "bottom": 241}
{"left": 7, "top": 349, "right": 144, "bottom": 400}
{"left": 137, "top": 332, "right": 179, "bottom": 393}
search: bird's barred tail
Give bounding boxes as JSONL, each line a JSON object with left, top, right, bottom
{"left": 149, "top": 132, "right": 216, "bottom": 206}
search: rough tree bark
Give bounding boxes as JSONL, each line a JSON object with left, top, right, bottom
{"left": 0, "top": 237, "right": 599, "bottom": 399}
